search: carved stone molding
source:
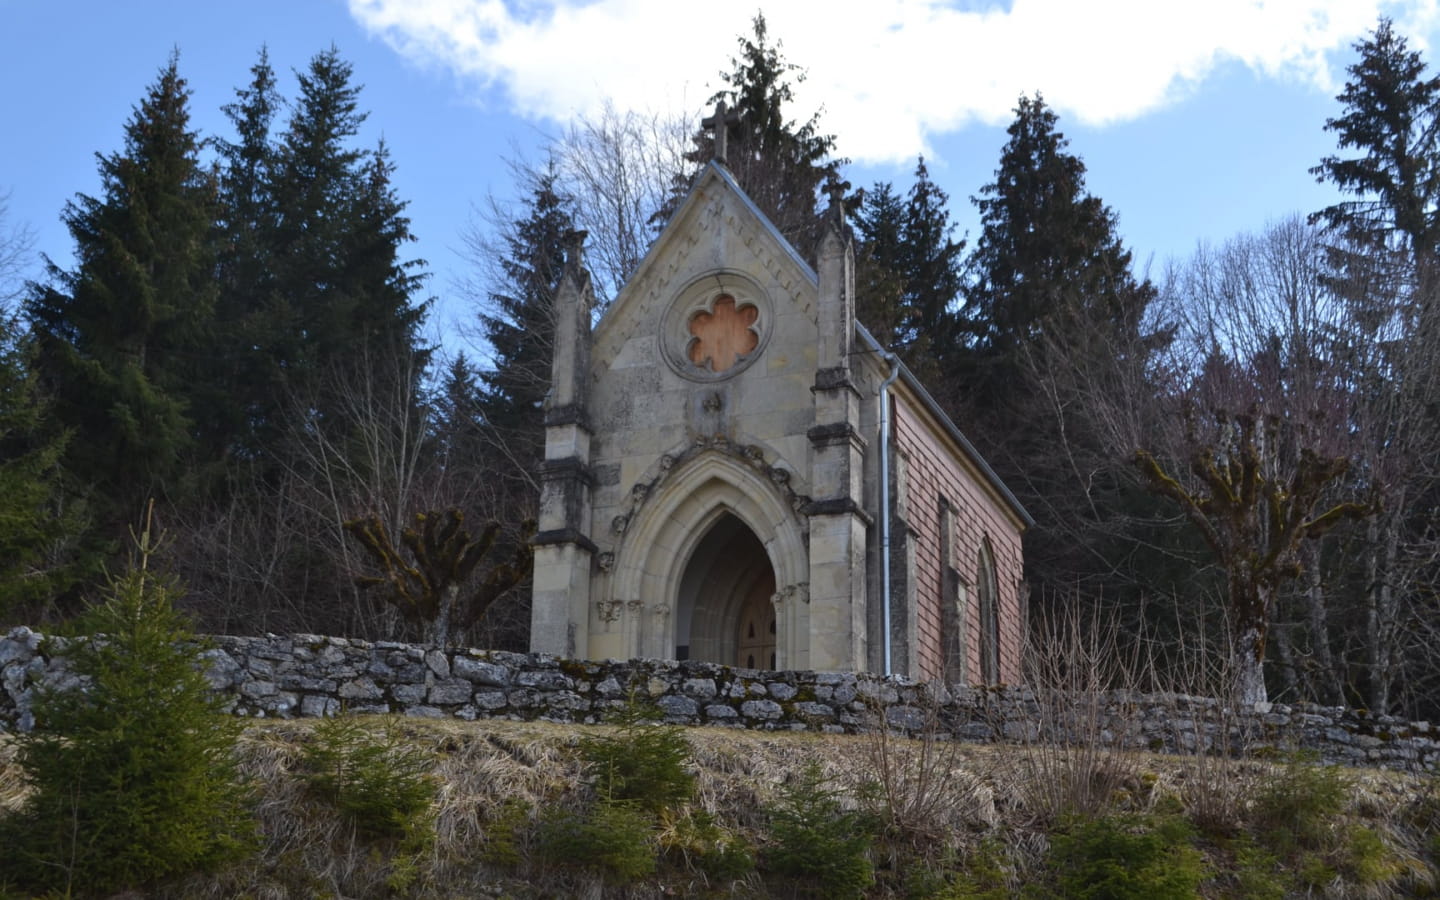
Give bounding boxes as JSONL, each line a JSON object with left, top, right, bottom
{"left": 596, "top": 600, "right": 623, "bottom": 624}
{"left": 615, "top": 437, "right": 812, "bottom": 538}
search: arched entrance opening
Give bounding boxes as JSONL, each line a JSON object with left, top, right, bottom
{"left": 674, "top": 512, "right": 777, "bottom": 668}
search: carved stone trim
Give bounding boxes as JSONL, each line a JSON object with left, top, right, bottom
{"left": 802, "top": 498, "right": 874, "bottom": 525}
{"left": 807, "top": 422, "right": 866, "bottom": 450}
{"left": 615, "top": 437, "right": 812, "bottom": 537}
{"left": 771, "top": 582, "right": 811, "bottom": 607}
{"left": 532, "top": 528, "right": 599, "bottom": 554}
{"left": 540, "top": 456, "right": 595, "bottom": 486}
{"left": 811, "top": 366, "right": 859, "bottom": 395}
{"left": 544, "top": 403, "right": 592, "bottom": 430}
{"left": 596, "top": 600, "right": 623, "bottom": 624}
{"left": 659, "top": 270, "right": 773, "bottom": 383}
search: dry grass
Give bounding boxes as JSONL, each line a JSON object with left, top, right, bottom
{"left": 0, "top": 716, "right": 1435, "bottom": 898}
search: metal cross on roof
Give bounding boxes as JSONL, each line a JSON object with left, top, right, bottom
{"left": 701, "top": 100, "right": 743, "bottom": 166}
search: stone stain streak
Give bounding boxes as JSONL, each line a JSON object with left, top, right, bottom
{"left": 2, "top": 627, "right": 1436, "bottom": 773}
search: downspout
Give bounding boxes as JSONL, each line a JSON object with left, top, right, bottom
{"left": 878, "top": 350, "right": 901, "bottom": 676}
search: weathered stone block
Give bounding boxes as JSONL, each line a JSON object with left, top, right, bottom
{"left": 338, "top": 677, "right": 384, "bottom": 701}
{"left": 425, "top": 650, "right": 450, "bottom": 678}
{"left": 658, "top": 695, "right": 698, "bottom": 718}
{"left": 429, "top": 679, "right": 473, "bottom": 705}
{"left": 769, "top": 683, "right": 798, "bottom": 701}
{"left": 454, "top": 656, "right": 510, "bottom": 686}
{"left": 741, "top": 699, "right": 783, "bottom": 720}
{"left": 240, "top": 679, "right": 277, "bottom": 699}
{"left": 682, "top": 678, "right": 717, "bottom": 699}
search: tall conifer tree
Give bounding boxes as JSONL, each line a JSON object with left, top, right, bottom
{"left": 1313, "top": 18, "right": 1440, "bottom": 263}
{"left": 212, "top": 48, "right": 282, "bottom": 461}
{"left": 266, "top": 47, "right": 429, "bottom": 430}
{"left": 477, "top": 169, "right": 574, "bottom": 508}
{"left": 662, "top": 14, "right": 845, "bottom": 251}
{"left": 26, "top": 54, "right": 218, "bottom": 528}
{"left": 959, "top": 94, "right": 1162, "bottom": 609}
{"left": 855, "top": 158, "right": 966, "bottom": 380}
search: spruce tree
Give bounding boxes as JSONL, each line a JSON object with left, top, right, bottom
{"left": 661, "top": 14, "right": 845, "bottom": 250}
{"left": 899, "top": 158, "right": 965, "bottom": 373}
{"left": 212, "top": 48, "right": 282, "bottom": 462}
{"left": 963, "top": 94, "right": 1155, "bottom": 383}
{"left": 959, "top": 94, "right": 1163, "bottom": 611}
{"left": 1309, "top": 18, "right": 1440, "bottom": 713}
{"left": 266, "top": 47, "right": 429, "bottom": 430}
{"left": 1312, "top": 17, "right": 1440, "bottom": 262}
{"left": 25, "top": 53, "right": 218, "bottom": 530}
{"left": 0, "top": 521, "right": 251, "bottom": 894}
{"left": 476, "top": 168, "right": 574, "bottom": 509}
{"left": 853, "top": 181, "right": 907, "bottom": 349}
{"left": 0, "top": 316, "right": 84, "bottom": 618}
{"left": 855, "top": 158, "right": 965, "bottom": 380}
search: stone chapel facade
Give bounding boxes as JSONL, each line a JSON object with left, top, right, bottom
{"left": 530, "top": 162, "right": 1032, "bottom": 684}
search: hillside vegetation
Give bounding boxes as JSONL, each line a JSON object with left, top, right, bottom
{"left": 3, "top": 715, "right": 1437, "bottom": 899}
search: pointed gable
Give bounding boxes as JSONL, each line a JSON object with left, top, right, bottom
{"left": 592, "top": 163, "right": 819, "bottom": 377}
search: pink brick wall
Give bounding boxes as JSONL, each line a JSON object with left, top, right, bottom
{"left": 892, "top": 390, "right": 1026, "bottom": 685}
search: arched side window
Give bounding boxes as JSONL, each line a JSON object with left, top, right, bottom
{"left": 977, "top": 538, "right": 1001, "bottom": 684}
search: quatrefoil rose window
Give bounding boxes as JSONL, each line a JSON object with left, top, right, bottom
{"left": 687, "top": 295, "right": 759, "bottom": 373}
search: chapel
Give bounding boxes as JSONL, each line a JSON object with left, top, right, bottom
{"left": 529, "top": 153, "right": 1031, "bottom": 684}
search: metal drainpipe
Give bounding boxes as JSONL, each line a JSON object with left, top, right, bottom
{"left": 878, "top": 350, "right": 901, "bottom": 677}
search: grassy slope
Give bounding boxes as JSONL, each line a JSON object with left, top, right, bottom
{"left": 2, "top": 717, "right": 1438, "bottom": 898}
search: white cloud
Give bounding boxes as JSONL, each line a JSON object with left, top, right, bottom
{"left": 348, "top": 0, "right": 1440, "bottom": 164}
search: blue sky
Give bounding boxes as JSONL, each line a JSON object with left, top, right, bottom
{"left": 3, "top": 0, "right": 1439, "bottom": 356}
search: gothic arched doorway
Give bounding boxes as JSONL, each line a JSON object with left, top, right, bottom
{"left": 674, "top": 512, "right": 777, "bottom": 668}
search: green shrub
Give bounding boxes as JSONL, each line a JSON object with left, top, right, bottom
{"left": 1046, "top": 813, "right": 1206, "bottom": 900}
{"left": 0, "top": 557, "right": 252, "bottom": 895}
{"left": 481, "top": 798, "right": 532, "bottom": 869}
{"left": 300, "top": 715, "right": 436, "bottom": 840}
{"left": 664, "top": 808, "right": 755, "bottom": 882}
{"left": 1230, "top": 840, "right": 1287, "bottom": 900}
{"left": 765, "top": 761, "right": 876, "bottom": 898}
{"left": 936, "top": 838, "right": 1014, "bottom": 899}
{"left": 1340, "top": 823, "right": 1405, "bottom": 886}
{"left": 538, "top": 801, "right": 658, "bottom": 883}
{"left": 1250, "top": 754, "right": 1349, "bottom": 856}
{"left": 579, "top": 696, "right": 694, "bottom": 813}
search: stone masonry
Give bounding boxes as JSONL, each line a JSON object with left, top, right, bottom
{"left": 2, "top": 627, "right": 1437, "bottom": 773}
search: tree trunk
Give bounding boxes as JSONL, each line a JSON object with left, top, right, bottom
{"left": 429, "top": 584, "right": 460, "bottom": 647}
{"left": 1235, "top": 625, "right": 1268, "bottom": 705}
{"left": 1366, "top": 493, "right": 1404, "bottom": 712}
{"left": 1302, "top": 541, "right": 1342, "bottom": 705}
{"left": 1233, "top": 581, "right": 1272, "bottom": 705}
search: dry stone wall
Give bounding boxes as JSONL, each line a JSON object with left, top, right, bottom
{"left": 2, "top": 627, "right": 1437, "bottom": 773}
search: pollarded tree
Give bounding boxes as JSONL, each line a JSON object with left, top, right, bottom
{"left": 661, "top": 13, "right": 846, "bottom": 251}
{"left": 344, "top": 507, "right": 534, "bottom": 646}
{"left": 1135, "top": 410, "right": 1372, "bottom": 704}
{"left": 25, "top": 53, "right": 218, "bottom": 530}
